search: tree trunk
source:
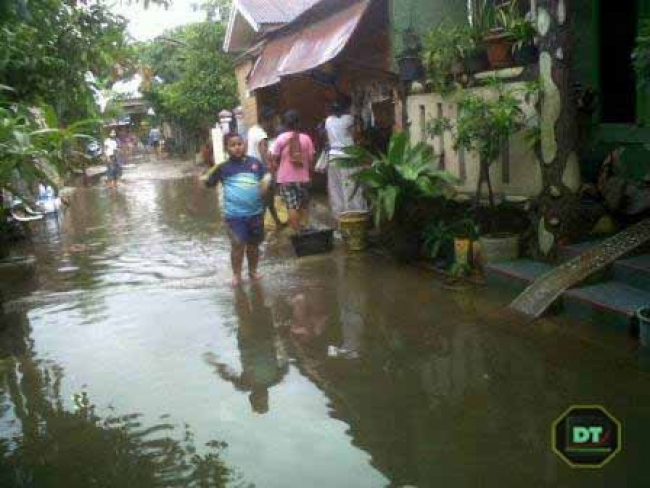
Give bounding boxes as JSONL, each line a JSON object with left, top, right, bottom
{"left": 535, "top": 0, "right": 582, "bottom": 260}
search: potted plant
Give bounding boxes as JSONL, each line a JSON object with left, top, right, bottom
{"left": 482, "top": 0, "right": 533, "bottom": 69}
{"left": 429, "top": 78, "right": 529, "bottom": 264}
{"left": 463, "top": 24, "right": 490, "bottom": 74}
{"left": 503, "top": 5, "right": 538, "bottom": 65}
{"left": 338, "top": 132, "right": 458, "bottom": 262}
{"left": 423, "top": 216, "right": 479, "bottom": 270}
{"left": 423, "top": 23, "right": 473, "bottom": 93}
{"left": 397, "top": 27, "right": 425, "bottom": 83}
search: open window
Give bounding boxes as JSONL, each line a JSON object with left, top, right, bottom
{"left": 599, "top": 1, "right": 638, "bottom": 124}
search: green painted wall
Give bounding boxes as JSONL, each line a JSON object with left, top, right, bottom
{"left": 637, "top": 0, "right": 650, "bottom": 126}
{"left": 390, "top": 0, "right": 468, "bottom": 58}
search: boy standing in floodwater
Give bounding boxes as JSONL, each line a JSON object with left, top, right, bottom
{"left": 205, "top": 133, "right": 270, "bottom": 286}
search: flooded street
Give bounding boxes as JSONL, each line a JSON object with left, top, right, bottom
{"left": 1, "top": 161, "right": 649, "bottom": 487}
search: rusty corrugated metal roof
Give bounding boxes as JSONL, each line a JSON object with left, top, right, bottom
{"left": 248, "top": 0, "right": 370, "bottom": 91}
{"left": 238, "top": 0, "right": 321, "bottom": 25}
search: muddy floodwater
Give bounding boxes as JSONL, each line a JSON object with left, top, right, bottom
{"left": 1, "top": 162, "right": 649, "bottom": 487}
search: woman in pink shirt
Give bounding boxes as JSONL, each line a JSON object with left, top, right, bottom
{"left": 270, "top": 110, "right": 315, "bottom": 232}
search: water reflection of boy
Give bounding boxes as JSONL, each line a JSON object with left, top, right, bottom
{"left": 207, "top": 284, "right": 288, "bottom": 414}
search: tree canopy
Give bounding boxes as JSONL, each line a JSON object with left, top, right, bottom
{"left": 0, "top": 0, "right": 137, "bottom": 124}
{"left": 137, "top": 21, "right": 238, "bottom": 141}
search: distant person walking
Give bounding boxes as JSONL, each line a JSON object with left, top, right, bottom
{"left": 270, "top": 110, "right": 315, "bottom": 232}
{"left": 148, "top": 127, "right": 162, "bottom": 159}
{"left": 104, "top": 130, "right": 122, "bottom": 188}
{"left": 324, "top": 99, "right": 367, "bottom": 219}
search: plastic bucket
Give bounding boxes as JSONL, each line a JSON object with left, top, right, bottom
{"left": 454, "top": 238, "right": 472, "bottom": 266}
{"left": 479, "top": 233, "right": 520, "bottom": 264}
{"left": 636, "top": 307, "right": 650, "bottom": 347}
{"left": 339, "top": 211, "right": 370, "bottom": 251}
{"left": 290, "top": 229, "right": 334, "bottom": 257}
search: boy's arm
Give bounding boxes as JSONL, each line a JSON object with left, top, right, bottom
{"left": 204, "top": 165, "right": 222, "bottom": 188}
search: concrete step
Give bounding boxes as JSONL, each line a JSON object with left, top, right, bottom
{"left": 558, "top": 240, "right": 603, "bottom": 262}
{"left": 563, "top": 281, "right": 650, "bottom": 333}
{"left": 485, "top": 259, "right": 554, "bottom": 296}
{"left": 613, "top": 254, "right": 650, "bottom": 292}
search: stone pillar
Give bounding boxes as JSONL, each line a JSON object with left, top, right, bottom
{"left": 211, "top": 124, "right": 225, "bottom": 166}
{"left": 535, "top": 0, "right": 581, "bottom": 259}
{"left": 218, "top": 110, "right": 233, "bottom": 135}
{"left": 233, "top": 106, "right": 246, "bottom": 139}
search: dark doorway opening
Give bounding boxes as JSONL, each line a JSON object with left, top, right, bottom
{"left": 600, "top": 1, "right": 638, "bottom": 123}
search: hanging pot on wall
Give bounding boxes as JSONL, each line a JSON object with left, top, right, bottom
{"left": 513, "top": 43, "right": 540, "bottom": 66}
{"left": 485, "top": 32, "right": 515, "bottom": 69}
{"left": 397, "top": 54, "right": 425, "bottom": 83}
{"left": 464, "top": 49, "right": 490, "bottom": 74}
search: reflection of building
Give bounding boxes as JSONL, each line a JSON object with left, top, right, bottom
{"left": 224, "top": 0, "right": 396, "bottom": 154}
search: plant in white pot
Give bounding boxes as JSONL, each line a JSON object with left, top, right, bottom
{"left": 430, "top": 77, "right": 533, "bottom": 264}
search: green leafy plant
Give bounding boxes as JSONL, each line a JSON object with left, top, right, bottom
{"left": 428, "top": 78, "right": 529, "bottom": 223}
{"left": 449, "top": 262, "right": 472, "bottom": 278}
{"left": 423, "top": 217, "right": 478, "bottom": 261}
{"left": 422, "top": 23, "right": 474, "bottom": 93}
{"left": 470, "top": 0, "right": 499, "bottom": 37}
{"left": 137, "top": 21, "right": 238, "bottom": 153}
{"left": 336, "top": 132, "right": 458, "bottom": 227}
{"left": 634, "top": 19, "right": 650, "bottom": 87}
{"left": 496, "top": 0, "right": 537, "bottom": 53}
{"left": 0, "top": 0, "right": 137, "bottom": 124}
{"left": 0, "top": 87, "right": 97, "bottom": 202}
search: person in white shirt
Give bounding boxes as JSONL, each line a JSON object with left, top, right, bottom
{"left": 324, "top": 100, "right": 367, "bottom": 219}
{"left": 104, "top": 130, "right": 121, "bottom": 188}
{"left": 247, "top": 108, "right": 285, "bottom": 227}
{"left": 104, "top": 131, "right": 118, "bottom": 159}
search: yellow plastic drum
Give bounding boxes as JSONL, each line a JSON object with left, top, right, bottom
{"left": 454, "top": 237, "right": 472, "bottom": 266}
{"left": 339, "top": 211, "right": 370, "bottom": 251}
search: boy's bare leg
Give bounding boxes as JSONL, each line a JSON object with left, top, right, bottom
{"left": 231, "top": 243, "right": 245, "bottom": 286}
{"left": 247, "top": 245, "right": 262, "bottom": 281}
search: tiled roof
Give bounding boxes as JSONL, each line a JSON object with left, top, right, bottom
{"left": 237, "top": 0, "right": 321, "bottom": 25}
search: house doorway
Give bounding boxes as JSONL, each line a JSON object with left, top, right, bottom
{"left": 600, "top": 0, "right": 638, "bottom": 123}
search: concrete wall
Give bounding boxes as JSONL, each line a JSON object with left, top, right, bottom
{"left": 234, "top": 59, "right": 259, "bottom": 129}
{"left": 407, "top": 84, "right": 543, "bottom": 198}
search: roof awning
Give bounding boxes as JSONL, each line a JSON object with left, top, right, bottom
{"left": 248, "top": 0, "right": 370, "bottom": 91}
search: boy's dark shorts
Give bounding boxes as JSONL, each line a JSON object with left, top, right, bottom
{"left": 279, "top": 183, "right": 310, "bottom": 210}
{"left": 226, "top": 214, "right": 265, "bottom": 245}
{"left": 106, "top": 157, "right": 122, "bottom": 181}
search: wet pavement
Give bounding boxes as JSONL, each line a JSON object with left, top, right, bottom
{"left": 0, "top": 160, "right": 649, "bottom": 487}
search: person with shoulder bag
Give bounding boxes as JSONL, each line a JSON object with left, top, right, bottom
{"left": 270, "top": 110, "right": 315, "bottom": 232}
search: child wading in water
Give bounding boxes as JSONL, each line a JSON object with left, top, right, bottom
{"left": 206, "top": 133, "right": 270, "bottom": 286}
